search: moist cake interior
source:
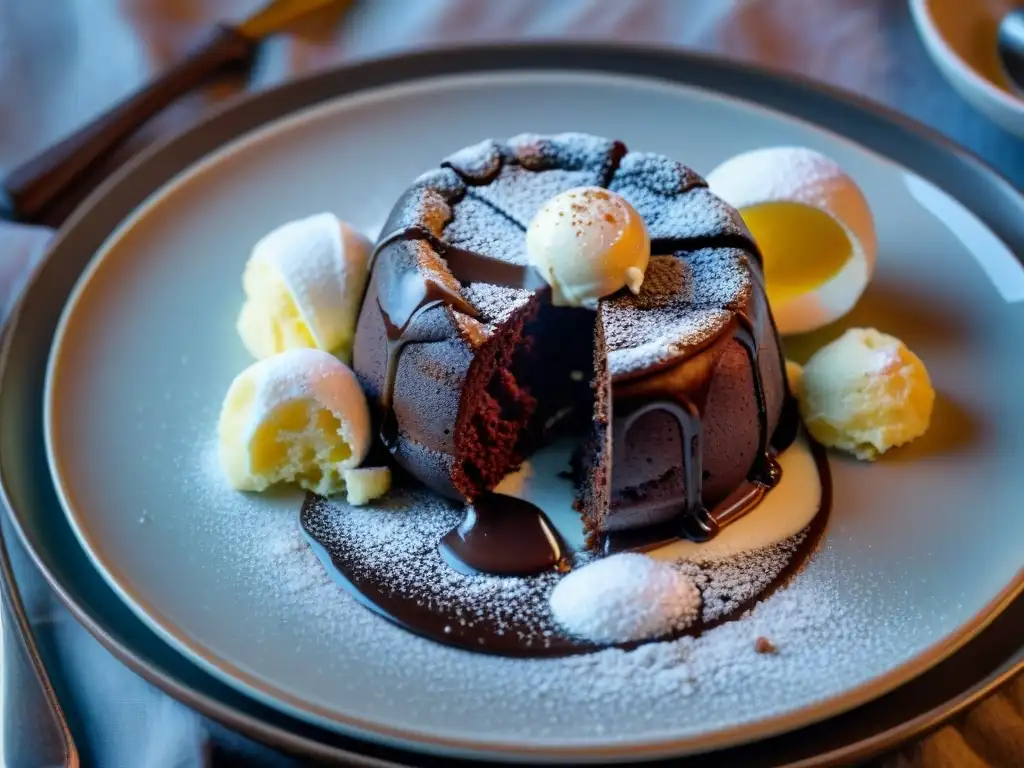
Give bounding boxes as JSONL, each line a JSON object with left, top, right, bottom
{"left": 452, "top": 298, "right": 598, "bottom": 499}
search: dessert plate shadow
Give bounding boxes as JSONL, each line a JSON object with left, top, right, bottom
{"left": 3, "top": 45, "right": 1023, "bottom": 763}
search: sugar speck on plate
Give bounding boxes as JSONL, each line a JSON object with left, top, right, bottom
{"left": 549, "top": 553, "right": 701, "bottom": 643}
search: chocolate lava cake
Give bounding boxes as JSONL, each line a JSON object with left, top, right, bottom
{"left": 352, "top": 133, "right": 795, "bottom": 546}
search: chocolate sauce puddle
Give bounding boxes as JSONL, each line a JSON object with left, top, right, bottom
{"left": 439, "top": 493, "right": 569, "bottom": 576}
{"left": 300, "top": 442, "right": 831, "bottom": 658}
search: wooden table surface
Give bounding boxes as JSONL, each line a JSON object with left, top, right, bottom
{"left": 0, "top": 1, "right": 1022, "bottom": 765}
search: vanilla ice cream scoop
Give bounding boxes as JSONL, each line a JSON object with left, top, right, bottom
{"left": 217, "top": 348, "right": 371, "bottom": 496}
{"left": 526, "top": 187, "right": 650, "bottom": 308}
{"left": 237, "top": 213, "right": 372, "bottom": 362}
{"left": 798, "top": 328, "right": 934, "bottom": 460}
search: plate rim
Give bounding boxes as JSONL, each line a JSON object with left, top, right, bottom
{"left": 39, "top": 66, "right": 1024, "bottom": 760}
{"left": 4, "top": 42, "right": 1024, "bottom": 764}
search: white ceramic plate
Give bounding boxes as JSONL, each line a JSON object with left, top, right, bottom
{"left": 42, "top": 70, "right": 1024, "bottom": 761}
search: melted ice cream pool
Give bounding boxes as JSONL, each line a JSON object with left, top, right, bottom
{"left": 495, "top": 432, "right": 823, "bottom": 561}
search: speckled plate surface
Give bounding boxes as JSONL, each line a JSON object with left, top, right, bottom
{"left": 15, "top": 49, "right": 1024, "bottom": 762}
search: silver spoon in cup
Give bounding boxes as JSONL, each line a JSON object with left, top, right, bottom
{"left": 997, "top": 8, "right": 1024, "bottom": 94}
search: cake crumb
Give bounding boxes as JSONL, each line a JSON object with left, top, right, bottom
{"left": 755, "top": 636, "right": 777, "bottom": 654}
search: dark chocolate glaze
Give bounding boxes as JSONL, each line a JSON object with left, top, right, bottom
{"left": 650, "top": 234, "right": 765, "bottom": 265}
{"left": 439, "top": 493, "right": 569, "bottom": 576}
{"left": 378, "top": 298, "right": 449, "bottom": 449}
{"left": 604, "top": 288, "right": 793, "bottom": 547}
{"left": 299, "top": 441, "right": 831, "bottom": 657}
{"left": 370, "top": 224, "right": 542, "bottom": 450}
{"left": 369, "top": 224, "right": 568, "bottom": 573}
{"left": 369, "top": 225, "right": 542, "bottom": 289}
{"left": 735, "top": 313, "right": 773, "bottom": 484}
{"left": 613, "top": 396, "right": 709, "bottom": 533}
{"left": 603, "top": 470, "right": 780, "bottom": 554}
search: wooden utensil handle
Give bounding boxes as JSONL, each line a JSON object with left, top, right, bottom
{"left": 1, "top": 25, "right": 258, "bottom": 224}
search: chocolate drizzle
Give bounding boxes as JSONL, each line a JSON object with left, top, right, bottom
{"left": 369, "top": 224, "right": 542, "bottom": 452}
{"left": 368, "top": 225, "right": 541, "bottom": 288}
{"left": 613, "top": 396, "right": 708, "bottom": 531}
{"left": 606, "top": 300, "right": 788, "bottom": 547}
{"left": 439, "top": 493, "right": 568, "bottom": 576}
{"left": 378, "top": 298, "right": 447, "bottom": 449}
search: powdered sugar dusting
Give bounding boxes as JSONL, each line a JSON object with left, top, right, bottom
{"left": 462, "top": 283, "right": 534, "bottom": 326}
{"left": 379, "top": 168, "right": 464, "bottom": 238}
{"left": 602, "top": 298, "right": 732, "bottom": 379}
{"left": 680, "top": 248, "right": 753, "bottom": 310}
{"left": 550, "top": 553, "right": 701, "bottom": 643}
{"left": 187, "top": 438, "right": 335, "bottom": 612}
{"left": 304, "top": 489, "right": 567, "bottom": 652}
{"left": 443, "top": 139, "right": 503, "bottom": 183}
{"left": 613, "top": 151, "right": 705, "bottom": 195}
{"left": 598, "top": 245, "right": 757, "bottom": 378}
{"left": 298, "top": 482, "right": 820, "bottom": 659}
{"left": 677, "top": 534, "right": 807, "bottom": 623}
{"left": 181, "top": 435, "right": 919, "bottom": 747}
{"left": 506, "top": 132, "right": 621, "bottom": 172}
{"left": 299, "top": 476, "right": 818, "bottom": 650}
{"left": 610, "top": 154, "right": 753, "bottom": 245}
{"left": 464, "top": 134, "right": 622, "bottom": 227}
{"left": 377, "top": 134, "right": 764, "bottom": 388}
{"left": 471, "top": 166, "right": 612, "bottom": 229}
{"left": 443, "top": 195, "right": 528, "bottom": 265}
